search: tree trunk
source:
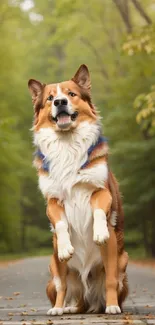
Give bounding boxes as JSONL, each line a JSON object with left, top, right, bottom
{"left": 131, "top": 0, "right": 152, "bottom": 25}
{"left": 112, "top": 0, "right": 132, "bottom": 33}
{"left": 142, "top": 215, "right": 150, "bottom": 256}
{"left": 21, "top": 217, "right": 26, "bottom": 251}
{"left": 150, "top": 201, "right": 155, "bottom": 257}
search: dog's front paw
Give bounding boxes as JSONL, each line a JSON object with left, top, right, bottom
{"left": 47, "top": 307, "right": 63, "bottom": 315}
{"left": 58, "top": 240, "right": 74, "bottom": 262}
{"left": 105, "top": 305, "right": 121, "bottom": 314}
{"left": 93, "top": 221, "right": 109, "bottom": 245}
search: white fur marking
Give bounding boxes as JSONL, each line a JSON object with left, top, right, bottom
{"left": 55, "top": 220, "right": 74, "bottom": 261}
{"left": 64, "top": 306, "right": 78, "bottom": 314}
{"left": 105, "top": 305, "right": 121, "bottom": 314}
{"left": 51, "top": 84, "right": 73, "bottom": 118}
{"left": 77, "top": 163, "right": 108, "bottom": 188}
{"left": 53, "top": 276, "right": 62, "bottom": 292}
{"left": 47, "top": 307, "right": 63, "bottom": 316}
{"left": 93, "top": 209, "right": 109, "bottom": 244}
{"left": 110, "top": 211, "right": 117, "bottom": 227}
{"left": 119, "top": 273, "right": 124, "bottom": 291}
{"left": 57, "top": 84, "right": 63, "bottom": 96}
{"left": 38, "top": 174, "right": 50, "bottom": 197}
{"left": 50, "top": 223, "right": 55, "bottom": 233}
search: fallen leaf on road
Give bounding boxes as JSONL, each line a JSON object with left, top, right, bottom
{"left": 13, "top": 291, "right": 20, "bottom": 296}
{"left": 123, "top": 315, "right": 133, "bottom": 324}
{"left": 21, "top": 312, "right": 28, "bottom": 316}
{"left": 8, "top": 313, "right": 14, "bottom": 316}
{"left": 30, "top": 308, "right": 37, "bottom": 312}
{"left": 46, "top": 320, "right": 53, "bottom": 325}
{"left": 143, "top": 314, "right": 155, "bottom": 319}
{"left": 145, "top": 304, "right": 152, "bottom": 308}
{"left": 5, "top": 297, "right": 13, "bottom": 300}
{"left": 19, "top": 304, "right": 27, "bottom": 307}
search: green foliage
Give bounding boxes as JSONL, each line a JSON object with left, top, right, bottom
{"left": 134, "top": 86, "right": 155, "bottom": 136}
{"left": 1, "top": 0, "right": 155, "bottom": 257}
{"left": 26, "top": 226, "right": 51, "bottom": 250}
{"left": 122, "top": 26, "right": 155, "bottom": 55}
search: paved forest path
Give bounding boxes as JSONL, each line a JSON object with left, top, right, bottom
{"left": 0, "top": 256, "right": 155, "bottom": 324}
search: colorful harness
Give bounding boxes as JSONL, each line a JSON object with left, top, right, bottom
{"left": 34, "top": 135, "right": 108, "bottom": 173}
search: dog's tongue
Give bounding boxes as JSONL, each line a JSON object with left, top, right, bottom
{"left": 57, "top": 114, "right": 71, "bottom": 125}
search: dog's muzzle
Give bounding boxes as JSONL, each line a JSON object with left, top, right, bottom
{"left": 52, "top": 99, "right": 78, "bottom": 129}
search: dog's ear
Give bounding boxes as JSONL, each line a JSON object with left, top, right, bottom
{"left": 28, "top": 79, "right": 46, "bottom": 113}
{"left": 72, "top": 64, "right": 91, "bottom": 92}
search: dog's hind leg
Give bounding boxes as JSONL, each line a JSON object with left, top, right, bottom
{"left": 118, "top": 251, "right": 129, "bottom": 310}
{"left": 100, "top": 225, "right": 121, "bottom": 314}
{"left": 64, "top": 269, "right": 86, "bottom": 314}
{"left": 47, "top": 235, "right": 67, "bottom": 316}
{"left": 91, "top": 188, "right": 120, "bottom": 314}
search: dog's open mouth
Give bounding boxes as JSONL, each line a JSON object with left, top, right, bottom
{"left": 53, "top": 111, "right": 78, "bottom": 129}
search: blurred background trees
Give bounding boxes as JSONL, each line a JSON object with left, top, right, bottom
{"left": 0, "top": 0, "right": 155, "bottom": 258}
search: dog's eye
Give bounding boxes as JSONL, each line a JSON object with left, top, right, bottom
{"left": 47, "top": 95, "right": 53, "bottom": 101}
{"left": 68, "top": 91, "right": 76, "bottom": 97}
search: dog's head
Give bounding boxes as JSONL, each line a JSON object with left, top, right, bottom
{"left": 28, "top": 64, "right": 97, "bottom": 132}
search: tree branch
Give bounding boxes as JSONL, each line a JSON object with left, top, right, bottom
{"left": 80, "top": 37, "right": 109, "bottom": 80}
{"left": 112, "top": 0, "right": 132, "bottom": 33}
{"left": 131, "top": 0, "right": 152, "bottom": 25}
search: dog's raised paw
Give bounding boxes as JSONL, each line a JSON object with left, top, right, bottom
{"left": 47, "top": 307, "right": 63, "bottom": 316}
{"left": 105, "top": 305, "right": 121, "bottom": 314}
{"left": 58, "top": 242, "right": 74, "bottom": 261}
{"left": 93, "top": 225, "right": 109, "bottom": 245}
{"left": 64, "top": 306, "right": 78, "bottom": 314}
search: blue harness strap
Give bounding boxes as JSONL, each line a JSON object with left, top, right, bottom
{"left": 81, "top": 135, "right": 108, "bottom": 169}
{"left": 34, "top": 135, "right": 108, "bottom": 173}
{"left": 34, "top": 149, "right": 49, "bottom": 172}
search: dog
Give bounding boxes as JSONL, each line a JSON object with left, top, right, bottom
{"left": 28, "top": 64, "right": 128, "bottom": 315}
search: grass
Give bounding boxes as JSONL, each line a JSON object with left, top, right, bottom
{"left": 0, "top": 246, "right": 154, "bottom": 264}
{"left": 127, "top": 246, "right": 146, "bottom": 260}
{"left": 0, "top": 247, "right": 52, "bottom": 262}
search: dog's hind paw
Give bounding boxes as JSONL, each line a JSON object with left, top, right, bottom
{"left": 47, "top": 307, "right": 63, "bottom": 316}
{"left": 64, "top": 306, "right": 78, "bottom": 314}
{"left": 105, "top": 305, "right": 121, "bottom": 314}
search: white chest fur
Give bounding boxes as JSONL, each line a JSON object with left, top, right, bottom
{"left": 34, "top": 121, "right": 107, "bottom": 202}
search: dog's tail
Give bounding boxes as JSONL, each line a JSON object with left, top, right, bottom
{"left": 108, "top": 169, "right": 125, "bottom": 253}
{"left": 108, "top": 169, "right": 124, "bottom": 230}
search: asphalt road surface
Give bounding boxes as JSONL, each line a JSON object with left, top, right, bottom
{"left": 0, "top": 256, "right": 155, "bottom": 325}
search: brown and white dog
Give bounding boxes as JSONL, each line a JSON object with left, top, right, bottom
{"left": 28, "top": 64, "right": 128, "bottom": 315}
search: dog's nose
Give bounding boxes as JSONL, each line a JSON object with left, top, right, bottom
{"left": 54, "top": 98, "right": 68, "bottom": 106}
